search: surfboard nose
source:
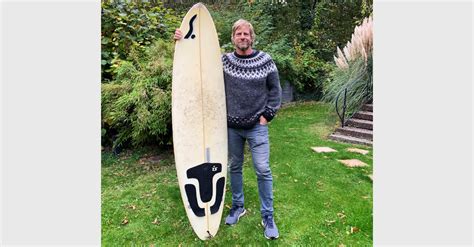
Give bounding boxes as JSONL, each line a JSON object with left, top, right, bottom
{"left": 193, "top": 2, "right": 205, "bottom": 8}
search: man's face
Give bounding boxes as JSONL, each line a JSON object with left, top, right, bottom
{"left": 233, "top": 25, "right": 252, "bottom": 51}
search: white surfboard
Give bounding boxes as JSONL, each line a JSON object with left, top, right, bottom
{"left": 171, "top": 3, "right": 227, "bottom": 240}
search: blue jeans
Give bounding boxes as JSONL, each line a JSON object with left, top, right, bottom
{"left": 228, "top": 123, "right": 274, "bottom": 217}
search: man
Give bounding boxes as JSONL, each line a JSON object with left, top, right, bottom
{"left": 174, "top": 19, "right": 282, "bottom": 240}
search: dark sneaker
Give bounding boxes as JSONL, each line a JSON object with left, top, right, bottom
{"left": 225, "top": 206, "right": 246, "bottom": 225}
{"left": 261, "top": 215, "right": 279, "bottom": 240}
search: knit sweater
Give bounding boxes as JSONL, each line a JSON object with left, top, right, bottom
{"left": 222, "top": 50, "right": 282, "bottom": 129}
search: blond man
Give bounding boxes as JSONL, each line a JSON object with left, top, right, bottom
{"left": 175, "top": 19, "right": 281, "bottom": 240}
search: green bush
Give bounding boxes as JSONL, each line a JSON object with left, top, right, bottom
{"left": 263, "top": 38, "right": 333, "bottom": 100}
{"left": 101, "top": 40, "right": 174, "bottom": 148}
{"left": 101, "top": 1, "right": 180, "bottom": 81}
{"left": 292, "top": 43, "right": 333, "bottom": 98}
{"left": 262, "top": 36, "right": 296, "bottom": 83}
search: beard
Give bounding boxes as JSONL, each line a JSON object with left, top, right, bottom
{"left": 236, "top": 40, "right": 251, "bottom": 51}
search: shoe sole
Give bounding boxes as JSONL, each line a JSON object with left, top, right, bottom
{"left": 261, "top": 220, "right": 279, "bottom": 240}
{"left": 225, "top": 209, "right": 246, "bottom": 226}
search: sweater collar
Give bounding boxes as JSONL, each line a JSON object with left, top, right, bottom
{"left": 233, "top": 49, "right": 259, "bottom": 59}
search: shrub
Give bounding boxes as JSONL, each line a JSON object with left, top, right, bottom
{"left": 101, "top": 40, "right": 173, "bottom": 148}
{"left": 101, "top": 1, "right": 180, "bottom": 81}
{"left": 293, "top": 44, "right": 333, "bottom": 99}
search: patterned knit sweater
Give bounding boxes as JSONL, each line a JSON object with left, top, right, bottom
{"left": 222, "top": 50, "right": 282, "bottom": 129}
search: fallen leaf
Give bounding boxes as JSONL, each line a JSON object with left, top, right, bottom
{"left": 121, "top": 217, "right": 129, "bottom": 225}
{"left": 325, "top": 219, "right": 336, "bottom": 225}
{"left": 152, "top": 218, "right": 160, "bottom": 225}
{"left": 350, "top": 226, "right": 360, "bottom": 234}
{"left": 337, "top": 212, "right": 346, "bottom": 219}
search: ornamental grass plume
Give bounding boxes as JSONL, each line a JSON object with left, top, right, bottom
{"left": 334, "top": 16, "right": 373, "bottom": 69}
{"left": 323, "top": 16, "right": 374, "bottom": 117}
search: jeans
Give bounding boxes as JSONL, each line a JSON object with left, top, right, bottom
{"left": 228, "top": 123, "right": 274, "bottom": 217}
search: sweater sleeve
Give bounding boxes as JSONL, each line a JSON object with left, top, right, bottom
{"left": 262, "top": 60, "right": 282, "bottom": 122}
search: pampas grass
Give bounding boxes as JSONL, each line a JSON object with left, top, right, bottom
{"left": 324, "top": 16, "right": 373, "bottom": 121}
{"left": 333, "top": 16, "right": 373, "bottom": 69}
{"left": 323, "top": 57, "right": 371, "bottom": 117}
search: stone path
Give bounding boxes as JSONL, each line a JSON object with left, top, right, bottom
{"left": 311, "top": 146, "right": 337, "bottom": 153}
{"left": 346, "top": 147, "right": 369, "bottom": 155}
{"left": 337, "top": 159, "right": 368, "bottom": 167}
{"left": 311, "top": 146, "right": 371, "bottom": 168}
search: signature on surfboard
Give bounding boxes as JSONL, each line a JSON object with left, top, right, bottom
{"left": 184, "top": 14, "right": 197, "bottom": 39}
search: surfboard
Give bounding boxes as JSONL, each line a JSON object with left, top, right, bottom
{"left": 171, "top": 3, "right": 227, "bottom": 240}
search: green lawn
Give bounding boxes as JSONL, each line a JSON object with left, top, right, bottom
{"left": 102, "top": 101, "right": 373, "bottom": 246}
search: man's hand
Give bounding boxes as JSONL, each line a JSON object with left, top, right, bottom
{"left": 259, "top": 115, "right": 268, "bottom": 126}
{"left": 174, "top": 29, "right": 183, "bottom": 41}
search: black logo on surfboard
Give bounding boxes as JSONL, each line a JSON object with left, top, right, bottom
{"left": 184, "top": 163, "right": 225, "bottom": 217}
{"left": 184, "top": 14, "right": 197, "bottom": 39}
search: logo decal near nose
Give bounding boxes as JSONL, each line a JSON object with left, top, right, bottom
{"left": 184, "top": 14, "right": 197, "bottom": 39}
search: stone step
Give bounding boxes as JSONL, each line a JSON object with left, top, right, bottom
{"left": 346, "top": 118, "right": 373, "bottom": 130}
{"left": 335, "top": 126, "right": 373, "bottom": 140}
{"left": 353, "top": 111, "right": 373, "bottom": 121}
{"left": 329, "top": 134, "right": 373, "bottom": 146}
{"left": 362, "top": 104, "right": 373, "bottom": 112}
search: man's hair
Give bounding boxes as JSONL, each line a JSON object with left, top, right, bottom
{"left": 231, "top": 19, "right": 256, "bottom": 46}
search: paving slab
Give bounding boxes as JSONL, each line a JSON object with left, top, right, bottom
{"left": 338, "top": 159, "right": 368, "bottom": 167}
{"left": 311, "top": 147, "right": 337, "bottom": 153}
{"left": 347, "top": 147, "right": 370, "bottom": 155}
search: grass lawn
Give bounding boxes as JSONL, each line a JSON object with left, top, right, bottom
{"left": 102, "top": 101, "right": 373, "bottom": 246}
